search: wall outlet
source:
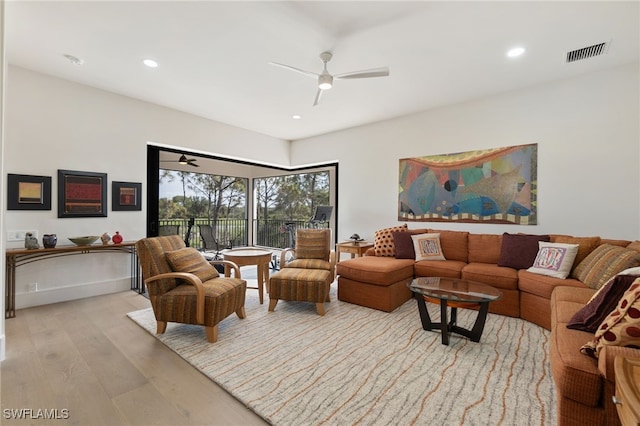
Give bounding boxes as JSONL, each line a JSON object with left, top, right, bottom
{"left": 28, "top": 283, "right": 39, "bottom": 292}
{"left": 7, "top": 230, "right": 39, "bottom": 242}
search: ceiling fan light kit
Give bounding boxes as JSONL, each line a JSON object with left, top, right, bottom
{"left": 270, "top": 51, "right": 389, "bottom": 106}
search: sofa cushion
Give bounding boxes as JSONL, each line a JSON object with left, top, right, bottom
{"left": 411, "top": 233, "right": 446, "bottom": 261}
{"left": 497, "top": 233, "right": 551, "bottom": 270}
{"left": 414, "top": 260, "right": 466, "bottom": 279}
{"left": 461, "top": 263, "right": 518, "bottom": 290}
{"left": 550, "top": 286, "right": 603, "bottom": 407}
{"left": 468, "top": 233, "right": 502, "bottom": 264}
{"left": 518, "top": 269, "right": 586, "bottom": 300}
{"left": 374, "top": 224, "right": 408, "bottom": 257}
{"left": 428, "top": 229, "right": 469, "bottom": 263}
{"left": 336, "top": 256, "right": 415, "bottom": 286}
{"left": 581, "top": 278, "right": 640, "bottom": 358}
{"left": 567, "top": 274, "right": 639, "bottom": 333}
{"left": 571, "top": 244, "right": 640, "bottom": 289}
{"left": 551, "top": 235, "right": 601, "bottom": 271}
{"left": 627, "top": 240, "right": 640, "bottom": 253}
{"left": 527, "top": 242, "right": 579, "bottom": 279}
{"left": 165, "top": 247, "right": 219, "bottom": 281}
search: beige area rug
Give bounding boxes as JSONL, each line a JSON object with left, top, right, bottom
{"left": 127, "top": 283, "right": 557, "bottom": 426}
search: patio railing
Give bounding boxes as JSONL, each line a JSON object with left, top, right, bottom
{"left": 158, "top": 218, "right": 328, "bottom": 249}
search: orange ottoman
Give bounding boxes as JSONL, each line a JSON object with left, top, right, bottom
{"left": 336, "top": 256, "right": 415, "bottom": 312}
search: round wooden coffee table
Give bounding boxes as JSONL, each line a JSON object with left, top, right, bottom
{"left": 408, "top": 277, "right": 502, "bottom": 345}
{"left": 223, "top": 248, "right": 272, "bottom": 304}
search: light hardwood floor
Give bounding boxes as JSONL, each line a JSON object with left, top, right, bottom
{"left": 1, "top": 291, "right": 269, "bottom": 426}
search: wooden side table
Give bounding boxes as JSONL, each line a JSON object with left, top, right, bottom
{"left": 614, "top": 356, "right": 640, "bottom": 425}
{"left": 223, "top": 248, "right": 272, "bottom": 304}
{"left": 336, "top": 241, "right": 374, "bottom": 262}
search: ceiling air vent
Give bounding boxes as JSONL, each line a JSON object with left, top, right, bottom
{"left": 566, "top": 42, "right": 609, "bottom": 63}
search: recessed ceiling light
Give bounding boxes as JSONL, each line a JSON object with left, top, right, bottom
{"left": 63, "top": 54, "right": 84, "bottom": 65}
{"left": 507, "top": 47, "right": 526, "bottom": 58}
{"left": 143, "top": 59, "right": 159, "bottom": 68}
{"left": 292, "top": 114, "right": 302, "bottom": 120}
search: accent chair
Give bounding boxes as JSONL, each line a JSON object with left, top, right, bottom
{"left": 136, "top": 235, "right": 247, "bottom": 342}
{"left": 268, "top": 228, "right": 336, "bottom": 315}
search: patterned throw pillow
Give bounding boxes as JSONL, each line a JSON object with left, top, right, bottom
{"left": 580, "top": 278, "right": 640, "bottom": 359}
{"left": 374, "top": 224, "right": 408, "bottom": 257}
{"left": 571, "top": 244, "right": 640, "bottom": 289}
{"left": 411, "top": 233, "right": 446, "bottom": 261}
{"left": 165, "top": 247, "right": 219, "bottom": 282}
{"left": 526, "top": 242, "right": 579, "bottom": 279}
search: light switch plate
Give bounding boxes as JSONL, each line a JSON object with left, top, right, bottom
{"left": 7, "top": 230, "right": 39, "bottom": 242}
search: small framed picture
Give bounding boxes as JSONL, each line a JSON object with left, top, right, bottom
{"left": 7, "top": 174, "right": 52, "bottom": 210}
{"left": 58, "top": 169, "right": 108, "bottom": 218}
{"left": 112, "top": 181, "right": 142, "bottom": 211}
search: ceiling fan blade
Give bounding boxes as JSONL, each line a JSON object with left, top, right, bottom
{"left": 269, "top": 62, "right": 319, "bottom": 79}
{"left": 313, "top": 88, "right": 323, "bottom": 106}
{"left": 334, "top": 67, "right": 390, "bottom": 79}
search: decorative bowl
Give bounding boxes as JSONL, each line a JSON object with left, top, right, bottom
{"left": 68, "top": 236, "right": 100, "bottom": 246}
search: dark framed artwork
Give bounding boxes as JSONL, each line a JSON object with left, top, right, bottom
{"left": 112, "top": 181, "right": 142, "bottom": 211}
{"left": 58, "top": 169, "right": 107, "bottom": 218}
{"left": 7, "top": 174, "right": 52, "bottom": 210}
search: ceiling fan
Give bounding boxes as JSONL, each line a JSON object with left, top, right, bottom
{"left": 160, "top": 154, "right": 200, "bottom": 167}
{"left": 269, "top": 51, "right": 389, "bottom": 106}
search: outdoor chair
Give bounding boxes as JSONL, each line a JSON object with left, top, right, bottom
{"left": 268, "top": 228, "right": 335, "bottom": 315}
{"left": 136, "top": 235, "right": 247, "bottom": 343}
{"left": 199, "top": 224, "right": 231, "bottom": 260}
{"left": 158, "top": 224, "right": 180, "bottom": 236}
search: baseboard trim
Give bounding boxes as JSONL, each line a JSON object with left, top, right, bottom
{"left": 15, "top": 279, "right": 131, "bottom": 310}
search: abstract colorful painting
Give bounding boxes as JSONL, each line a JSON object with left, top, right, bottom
{"left": 398, "top": 143, "right": 537, "bottom": 224}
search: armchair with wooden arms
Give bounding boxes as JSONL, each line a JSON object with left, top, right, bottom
{"left": 268, "top": 228, "right": 336, "bottom": 315}
{"left": 135, "top": 235, "right": 247, "bottom": 343}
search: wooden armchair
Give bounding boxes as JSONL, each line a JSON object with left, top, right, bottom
{"left": 268, "top": 229, "right": 336, "bottom": 315}
{"left": 135, "top": 235, "right": 247, "bottom": 342}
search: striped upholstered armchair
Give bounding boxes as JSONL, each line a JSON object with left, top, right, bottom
{"left": 268, "top": 228, "right": 336, "bottom": 315}
{"left": 136, "top": 235, "right": 247, "bottom": 342}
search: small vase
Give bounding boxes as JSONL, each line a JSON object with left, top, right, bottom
{"left": 112, "top": 231, "right": 123, "bottom": 244}
{"left": 101, "top": 232, "right": 111, "bottom": 245}
{"left": 43, "top": 234, "right": 57, "bottom": 248}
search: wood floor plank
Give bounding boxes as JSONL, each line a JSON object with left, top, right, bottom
{"left": 2, "top": 291, "right": 268, "bottom": 426}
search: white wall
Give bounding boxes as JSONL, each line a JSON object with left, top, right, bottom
{"left": 291, "top": 64, "right": 640, "bottom": 243}
{"left": 4, "top": 66, "right": 290, "bottom": 310}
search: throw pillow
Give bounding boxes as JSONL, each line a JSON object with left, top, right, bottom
{"left": 567, "top": 274, "right": 639, "bottom": 333}
{"left": 393, "top": 231, "right": 416, "bottom": 259}
{"left": 374, "top": 224, "right": 408, "bottom": 257}
{"left": 411, "top": 233, "right": 446, "bottom": 261}
{"left": 526, "top": 242, "right": 579, "bottom": 279}
{"left": 580, "top": 278, "right": 640, "bottom": 359}
{"left": 497, "top": 233, "right": 551, "bottom": 270}
{"left": 165, "top": 247, "right": 219, "bottom": 282}
{"left": 552, "top": 235, "right": 601, "bottom": 269}
{"left": 571, "top": 244, "right": 640, "bottom": 289}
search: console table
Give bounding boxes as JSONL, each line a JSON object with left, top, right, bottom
{"left": 5, "top": 242, "right": 140, "bottom": 319}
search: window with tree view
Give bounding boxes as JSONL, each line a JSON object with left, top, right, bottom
{"left": 159, "top": 170, "right": 247, "bottom": 249}
{"left": 254, "top": 171, "right": 330, "bottom": 248}
{"left": 159, "top": 169, "right": 330, "bottom": 250}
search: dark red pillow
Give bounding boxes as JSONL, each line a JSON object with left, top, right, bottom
{"left": 497, "top": 233, "right": 550, "bottom": 270}
{"left": 567, "top": 274, "right": 639, "bottom": 333}
{"left": 393, "top": 231, "right": 415, "bottom": 259}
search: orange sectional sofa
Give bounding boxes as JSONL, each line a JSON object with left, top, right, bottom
{"left": 336, "top": 227, "right": 640, "bottom": 426}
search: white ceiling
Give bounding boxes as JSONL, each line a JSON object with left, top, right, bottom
{"left": 5, "top": 1, "right": 639, "bottom": 141}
